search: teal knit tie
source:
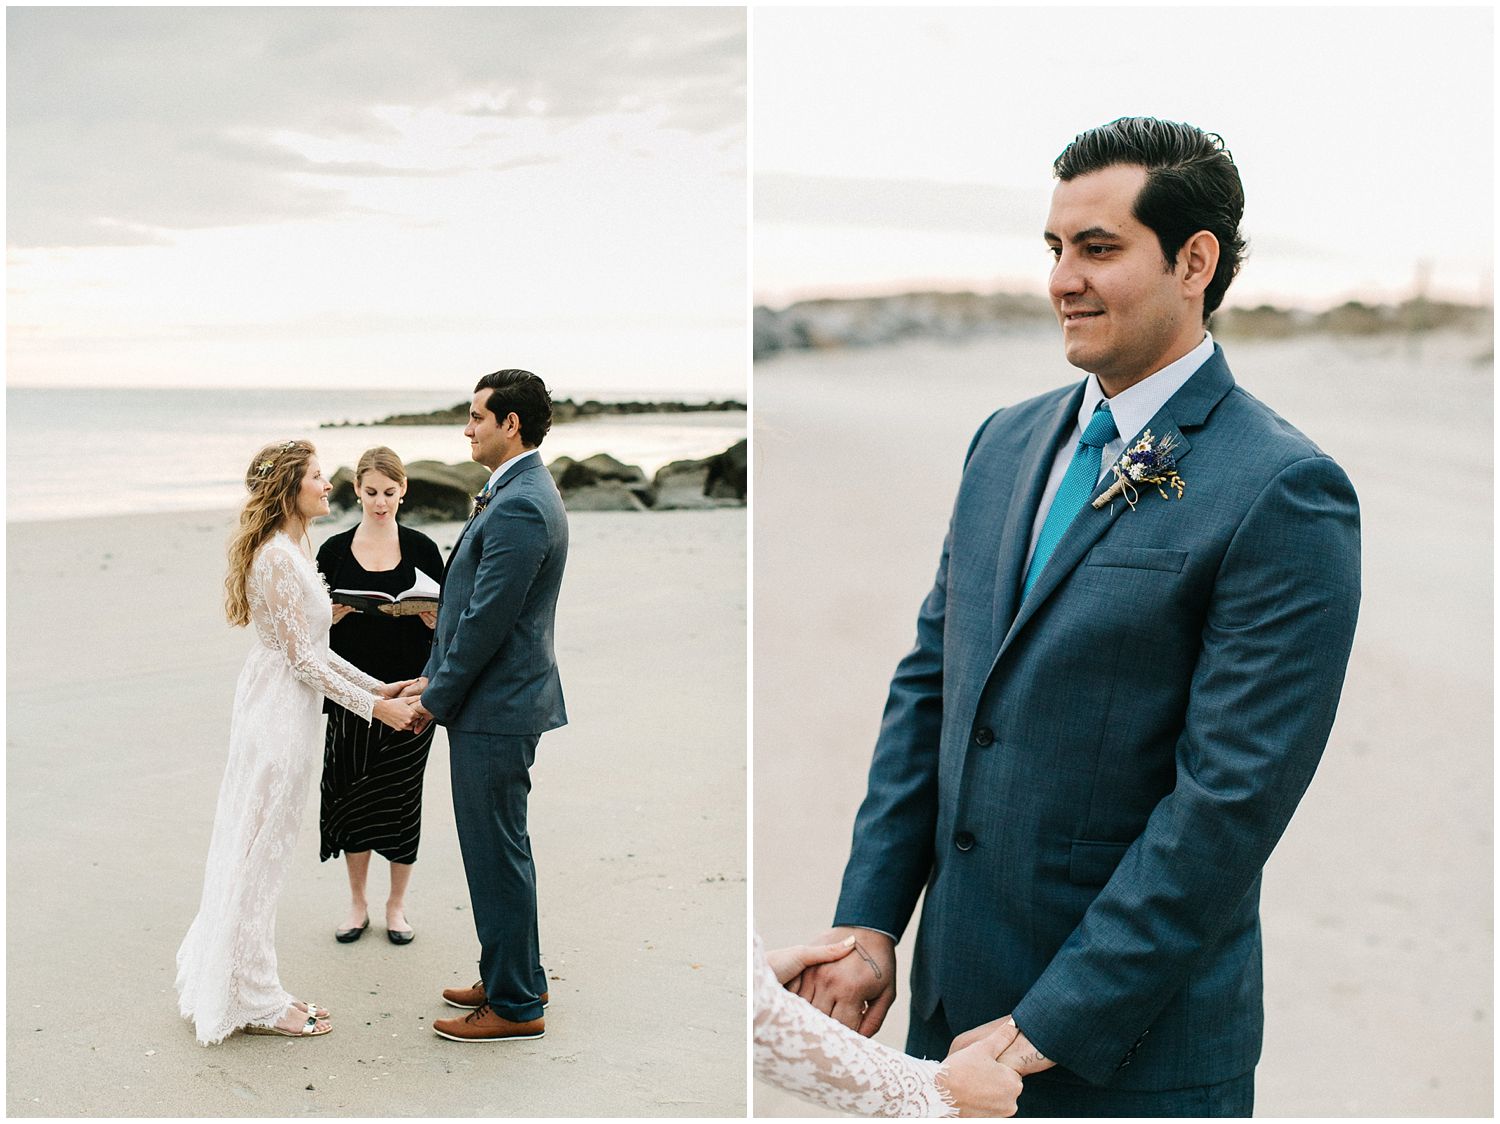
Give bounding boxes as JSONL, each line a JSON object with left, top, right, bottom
{"left": 1022, "top": 403, "right": 1118, "bottom": 599}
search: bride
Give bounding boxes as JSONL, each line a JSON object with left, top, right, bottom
{"left": 176, "top": 440, "right": 421, "bottom": 1044}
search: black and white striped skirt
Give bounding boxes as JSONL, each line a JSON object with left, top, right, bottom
{"left": 319, "top": 706, "right": 435, "bottom": 864}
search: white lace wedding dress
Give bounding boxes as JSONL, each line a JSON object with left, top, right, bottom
{"left": 176, "top": 532, "right": 384, "bottom": 1045}
{"left": 753, "top": 933, "right": 955, "bottom": 1117}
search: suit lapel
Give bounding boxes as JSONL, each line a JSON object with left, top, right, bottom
{"left": 990, "top": 383, "right": 1086, "bottom": 648}
{"left": 444, "top": 501, "right": 486, "bottom": 579}
{"left": 442, "top": 457, "right": 545, "bottom": 576}
{"left": 991, "top": 347, "right": 1235, "bottom": 663}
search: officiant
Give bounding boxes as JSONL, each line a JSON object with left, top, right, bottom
{"left": 315, "top": 446, "right": 446, "bottom": 946}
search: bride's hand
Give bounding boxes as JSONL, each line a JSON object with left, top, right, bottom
{"left": 937, "top": 1022, "right": 1025, "bottom": 1117}
{"left": 766, "top": 935, "right": 857, "bottom": 987}
{"left": 378, "top": 679, "right": 416, "bottom": 699}
{"left": 372, "top": 697, "right": 416, "bottom": 731}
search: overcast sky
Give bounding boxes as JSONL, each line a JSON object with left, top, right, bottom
{"left": 7, "top": 7, "right": 746, "bottom": 390}
{"left": 754, "top": 6, "right": 1493, "bottom": 310}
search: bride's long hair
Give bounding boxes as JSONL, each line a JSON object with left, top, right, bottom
{"left": 224, "top": 439, "right": 316, "bottom": 627}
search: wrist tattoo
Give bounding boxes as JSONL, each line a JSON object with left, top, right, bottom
{"left": 851, "top": 939, "right": 884, "bottom": 980}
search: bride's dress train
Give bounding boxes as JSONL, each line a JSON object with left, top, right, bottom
{"left": 753, "top": 933, "right": 955, "bottom": 1117}
{"left": 176, "top": 533, "right": 382, "bottom": 1045}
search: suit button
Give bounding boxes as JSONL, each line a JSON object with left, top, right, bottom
{"left": 954, "top": 831, "right": 976, "bottom": 852}
{"left": 974, "top": 727, "right": 995, "bottom": 747}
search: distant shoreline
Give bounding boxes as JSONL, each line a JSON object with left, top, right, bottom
{"left": 321, "top": 397, "right": 747, "bottom": 428}
{"left": 754, "top": 289, "right": 1493, "bottom": 360}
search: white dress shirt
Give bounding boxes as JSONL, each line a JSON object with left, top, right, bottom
{"left": 1023, "top": 332, "right": 1215, "bottom": 571}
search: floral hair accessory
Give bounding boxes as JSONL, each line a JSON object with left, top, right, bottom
{"left": 254, "top": 440, "right": 299, "bottom": 479}
{"left": 1092, "top": 429, "right": 1185, "bottom": 511}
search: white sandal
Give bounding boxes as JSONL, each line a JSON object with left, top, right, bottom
{"left": 245, "top": 1007, "right": 332, "bottom": 1038}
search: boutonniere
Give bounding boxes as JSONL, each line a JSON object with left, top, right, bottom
{"left": 1092, "top": 429, "right": 1185, "bottom": 511}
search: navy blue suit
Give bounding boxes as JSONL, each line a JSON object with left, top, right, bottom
{"left": 835, "top": 347, "right": 1361, "bottom": 1103}
{"left": 424, "top": 453, "right": 567, "bottom": 1021}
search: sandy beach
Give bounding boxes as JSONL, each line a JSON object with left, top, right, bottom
{"left": 6, "top": 507, "right": 746, "bottom": 1117}
{"left": 752, "top": 329, "right": 1492, "bottom": 1116}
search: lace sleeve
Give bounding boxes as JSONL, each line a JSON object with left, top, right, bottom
{"left": 256, "top": 547, "right": 376, "bottom": 723}
{"left": 329, "top": 651, "right": 382, "bottom": 693}
{"left": 753, "top": 934, "right": 955, "bottom": 1118}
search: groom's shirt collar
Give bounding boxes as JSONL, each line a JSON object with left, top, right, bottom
{"left": 483, "top": 448, "right": 539, "bottom": 494}
{"left": 1024, "top": 332, "right": 1214, "bottom": 571}
{"left": 1078, "top": 330, "right": 1214, "bottom": 450}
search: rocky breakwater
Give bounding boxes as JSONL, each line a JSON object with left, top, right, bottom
{"left": 330, "top": 439, "right": 748, "bottom": 520}
{"left": 754, "top": 289, "right": 1494, "bottom": 360}
{"left": 322, "top": 397, "right": 746, "bottom": 428}
{"left": 754, "top": 290, "right": 1052, "bottom": 359}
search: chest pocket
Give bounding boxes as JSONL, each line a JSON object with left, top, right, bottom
{"left": 1085, "top": 546, "right": 1187, "bottom": 573}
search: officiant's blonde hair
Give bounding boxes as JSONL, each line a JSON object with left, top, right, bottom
{"left": 355, "top": 446, "right": 407, "bottom": 486}
{"left": 224, "top": 439, "right": 317, "bottom": 627}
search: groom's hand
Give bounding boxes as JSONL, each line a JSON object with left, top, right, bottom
{"left": 796, "top": 926, "right": 896, "bottom": 1036}
{"left": 767, "top": 935, "right": 857, "bottom": 987}
{"left": 408, "top": 695, "right": 434, "bottom": 735}
{"left": 398, "top": 677, "right": 429, "bottom": 698}
{"left": 951, "top": 1015, "right": 1056, "bottom": 1077}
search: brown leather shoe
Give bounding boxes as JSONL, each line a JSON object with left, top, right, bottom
{"left": 442, "top": 981, "right": 549, "bottom": 1010}
{"left": 432, "top": 1004, "right": 544, "bottom": 1043}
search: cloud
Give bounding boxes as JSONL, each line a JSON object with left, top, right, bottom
{"left": 6, "top": 7, "right": 744, "bottom": 247}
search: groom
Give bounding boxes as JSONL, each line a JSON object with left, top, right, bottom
{"left": 404, "top": 368, "right": 568, "bottom": 1043}
{"left": 798, "top": 118, "right": 1361, "bottom": 1115}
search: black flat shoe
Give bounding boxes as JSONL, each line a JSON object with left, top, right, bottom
{"left": 387, "top": 927, "right": 415, "bottom": 945}
{"left": 335, "top": 917, "right": 370, "bottom": 943}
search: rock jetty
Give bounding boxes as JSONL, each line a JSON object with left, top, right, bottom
{"left": 754, "top": 290, "right": 1493, "bottom": 360}
{"left": 331, "top": 439, "right": 748, "bottom": 520}
{"left": 322, "top": 397, "right": 746, "bottom": 429}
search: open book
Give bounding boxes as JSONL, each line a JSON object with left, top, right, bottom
{"left": 332, "top": 567, "right": 440, "bottom": 617}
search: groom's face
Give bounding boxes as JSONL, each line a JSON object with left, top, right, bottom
{"left": 464, "top": 391, "right": 518, "bottom": 470}
{"left": 1045, "top": 163, "right": 1199, "bottom": 390}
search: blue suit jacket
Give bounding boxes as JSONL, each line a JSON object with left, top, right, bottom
{"left": 834, "top": 346, "right": 1361, "bottom": 1090}
{"left": 422, "top": 455, "right": 568, "bottom": 735}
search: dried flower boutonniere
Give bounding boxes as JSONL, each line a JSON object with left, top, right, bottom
{"left": 1092, "top": 429, "right": 1186, "bottom": 511}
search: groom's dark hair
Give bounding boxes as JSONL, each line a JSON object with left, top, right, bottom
{"left": 1053, "top": 116, "right": 1247, "bottom": 321}
{"left": 475, "top": 368, "right": 552, "bottom": 447}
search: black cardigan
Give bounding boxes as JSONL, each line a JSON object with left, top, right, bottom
{"left": 316, "top": 522, "right": 446, "bottom": 707}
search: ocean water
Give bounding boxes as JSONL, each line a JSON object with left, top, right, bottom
{"left": 6, "top": 386, "right": 746, "bottom": 522}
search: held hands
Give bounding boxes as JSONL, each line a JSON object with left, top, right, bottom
{"left": 371, "top": 695, "right": 419, "bottom": 732}
{"left": 377, "top": 678, "right": 418, "bottom": 699}
{"left": 394, "top": 678, "right": 434, "bottom": 733}
{"left": 794, "top": 927, "right": 897, "bottom": 1036}
{"left": 766, "top": 935, "right": 858, "bottom": 987}
{"left": 937, "top": 1021, "right": 1026, "bottom": 1118}
{"left": 950, "top": 1015, "right": 1055, "bottom": 1078}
